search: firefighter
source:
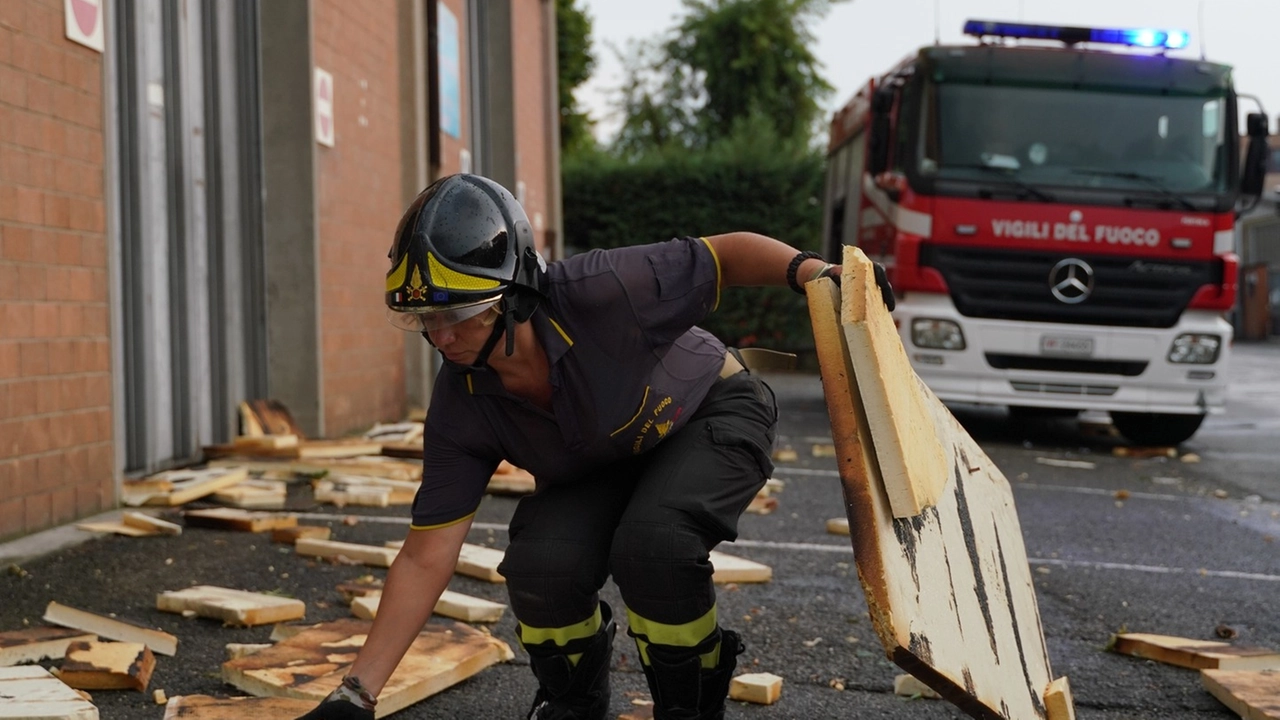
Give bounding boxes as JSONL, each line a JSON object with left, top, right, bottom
{"left": 298, "top": 173, "right": 892, "bottom": 720}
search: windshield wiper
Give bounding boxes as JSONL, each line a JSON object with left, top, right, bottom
{"left": 1070, "top": 168, "right": 1196, "bottom": 211}
{"left": 944, "top": 164, "right": 1056, "bottom": 202}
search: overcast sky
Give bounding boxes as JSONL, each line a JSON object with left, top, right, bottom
{"left": 577, "top": 0, "right": 1280, "bottom": 143}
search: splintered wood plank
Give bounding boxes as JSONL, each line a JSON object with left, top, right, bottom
{"left": 314, "top": 480, "right": 393, "bottom": 507}
{"left": 213, "top": 480, "right": 288, "bottom": 509}
{"left": 296, "top": 539, "right": 399, "bottom": 568}
{"left": 157, "top": 586, "right": 306, "bottom": 627}
{"left": 123, "top": 467, "right": 250, "bottom": 507}
{"left": 212, "top": 457, "right": 421, "bottom": 482}
{"left": 239, "top": 400, "right": 304, "bottom": 438}
{"left": 272, "top": 525, "right": 331, "bottom": 545}
{"left": 709, "top": 550, "right": 771, "bottom": 584}
{"left": 57, "top": 641, "right": 154, "bottom": 692}
{"left": 455, "top": 543, "right": 506, "bottom": 583}
{"left": 836, "top": 247, "right": 947, "bottom": 517}
{"left": 163, "top": 694, "right": 317, "bottom": 719}
{"left": 297, "top": 439, "right": 386, "bottom": 459}
{"left": 728, "top": 672, "right": 782, "bottom": 705}
{"left": 1201, "top": 669, "right": 1280, "bottom": 720}
{"left": 1044, "top": 677, "right": 1076, "bottom": 720}
{"left": 122, "top": 512, "right": 183, "bottom": 535}
{"left": 221, "top": 618, "right": 514, "bottom": 717}
{"left": 0, "top": 627, "right": 96, "bottom": 667}
{"left": 1112, "top": 634, "right": 1280, "bottom": 671}
{"left": 364, "top": 422, "right": 424, "bottom": 443}
{"left": 43, "top": 602, "right": 178, "bottom": 657}
{"left": 0, "top": 666, "right": 99, "bottom": 719}
{"left": 808, "top": 275, "right": 1058, "bottom": 720}
{"left": 183, "top": 508, "right": 298, "bottom": 533}
{"left": 233, "top": 434, "right": 300, "bottom": 450}
{"left": 75, "top": 521, "right": 156, "bottom": 537}
{"left": 350, "top": 590, "right": 505, "bottom": 624}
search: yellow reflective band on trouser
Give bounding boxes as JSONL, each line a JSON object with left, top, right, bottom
{"left": 627, "top": 605, "right": 719, "bottom": 670}
{"left": 517, "top": 604, "right": 603, "bottom": 667}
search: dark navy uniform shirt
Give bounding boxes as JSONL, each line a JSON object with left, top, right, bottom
{"left": 410, "top": 237, "right": 726, "bottom": 529}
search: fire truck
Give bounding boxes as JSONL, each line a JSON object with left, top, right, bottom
{"left": 823, "top": 19, "right": 1269, "bottom": 446}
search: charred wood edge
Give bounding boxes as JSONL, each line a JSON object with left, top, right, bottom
{"left": 891, "top": 647, "right": 1005, "bottom": 720}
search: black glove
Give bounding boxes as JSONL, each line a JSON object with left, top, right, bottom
{"left": 814, "top": 261, "right": 896, "bottom": 312}
{"left": 296, "top": 698, "right": 374, "bottom": 720}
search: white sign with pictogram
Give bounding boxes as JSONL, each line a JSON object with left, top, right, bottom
{"left": 65, "top": 0, "right": 104, "bottom": 52}
{"left": 315, "top": 67, "right": 335, "bottom": 147}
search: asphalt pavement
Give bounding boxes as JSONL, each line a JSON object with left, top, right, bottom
{"left": 2, "top": 340, "right": 1278, "bottom": 719}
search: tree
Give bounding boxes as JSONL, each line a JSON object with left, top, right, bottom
{"left": 613, "top": 0, "right": 843, "bottom": 156}
{"left": 556, "top": 0, "right": 596, "bottom": 155}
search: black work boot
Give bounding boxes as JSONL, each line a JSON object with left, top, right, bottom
{"left": 523, "top": 602, "right": 617, "bottom": 720}
{"left": 639, "top": 627, "right": 745, "bottom": 720}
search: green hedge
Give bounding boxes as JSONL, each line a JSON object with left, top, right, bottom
{"left": 562, "top": 147, "right": 825, "bottom": 358}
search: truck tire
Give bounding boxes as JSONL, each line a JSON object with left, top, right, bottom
{"left": 1109, "top": 412, "right": 1205, "bottom": 447}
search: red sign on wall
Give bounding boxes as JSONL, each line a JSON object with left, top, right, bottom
{"left": 65, "top": 0, "right": 104, "bottom": 52}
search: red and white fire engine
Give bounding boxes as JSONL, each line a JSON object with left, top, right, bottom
{"left": 823, "top": 19, "right": 1269, "bottom": 446}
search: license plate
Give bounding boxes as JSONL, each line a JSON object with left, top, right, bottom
{"left": 1040, "top": 335, "right": 1094, "bottom": 357}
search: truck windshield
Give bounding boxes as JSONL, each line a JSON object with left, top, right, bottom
{"left": 920, "top": 83, "right": 1230, "bottom": 196}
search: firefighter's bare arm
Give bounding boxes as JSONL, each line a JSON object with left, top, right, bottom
{"left": 297, "top": 518, "right": 472, "bottom": 719}
{"left": 703, "top": 232, "right": 838, "bottom": 288}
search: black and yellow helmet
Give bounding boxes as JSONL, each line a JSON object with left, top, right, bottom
{"left": 386, "top": 174, "right": 545, "bottom": 334}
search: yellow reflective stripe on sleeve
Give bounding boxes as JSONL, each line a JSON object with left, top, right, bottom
{"left": 698, "top": 237, "right": 722, "bottom": 312}
{"left": 609, "top": 386, "right": 650, "bottom": 437}
{"left": 627, "top": 605, "right": 720, "bottom": 669}
{"left": 517, "top": 604, "right": 603, "bottom": 650}
{"left": 409, "top": 511, "right": 476, "bottom": 531}
{"left": 548, "top": 318, "right": 574, "bottom": 347}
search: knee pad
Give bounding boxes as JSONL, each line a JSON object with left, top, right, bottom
{"left": 610, "top": 522, "right": 715, "bottom": 623}
{"left": 500, "top": 537, "right": 608, "bottom": 628}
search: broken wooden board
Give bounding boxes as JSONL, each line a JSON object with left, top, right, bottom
{"left": 1201, "top": 668, "right": 1280, "bottom": 720}
{"left": 75, "top": 520, "right": 156, "bottom": 538}
{"left": 162, "top": 694, "right": 317, "bottom": 719}
{"left": 122, "top": 467, "right": 250, "bottom": 507}
{"left": 350, "top": 590, "right": 506, "bottom": 623}
{"left": 239, "top": 399, "right": 305, "bottom": 437}
{"left": 233, "top": 434, "right": 299, "bottom": 450}
{"left": 122, "top": 512, "right": 182, "bottom": 535}
{"left": 296, "top": 539, "right": 398, "bottom": 568}
{"left": 1044, "top": 676, "right": 1076, "bottom": 720}
{"left": 336, "top": 578, "right": 384, "bottom": 602}
{"left": 894, "top": 673, "right": 942, "bottom": 699}
{"left": 826, "top": 517, "right": 850, "bottom": 536}
{"left": 157, "top": 586, "right": 306, "bottom": 627}
{"left": 807, "top": 270, "right": 1059, "bottom": 720}
{"left": 271, "top": 525, "right": 331, "bottom": 545}
{"left": 709, "top": 550, "right": 771, "bottom": 584}
{"left": 835, "top": 248, "right": 947, "bottom": 517}
{"left": 183, "top": 507, "right": 298, "bottom": 533}
{"left": 455, "top": 543, "right": 506, "bottom": 583}
{"left": 0, "top": 665, "right": 98, "bottom": 719}
{"left": 0, "top": 627, "right": 96, "bottom": 667}
{"left": 43, "top": 602, "right": 178, "bottom": 657}
{"left": 56, "top": 640, "right": 154, "bottom": 692}
{"left": 221, "top": 618, "right": 513, "bottom": 717}
{"left": 210, "top": 456, "right": 421, "bottom": 483}
{"left": 485, "top": 463, "right": 536, "bottom": 496}
{"left": 364, "top": 421, "right": 424, "bottom": 444}
{"left": 1112, "top": 633, "right": 1280, "bottom": 671}
{"left": 225, "top": 643, "right": 273, "bottom": 661}
{"left": 314, "top": 480, "right": 392, "bottom": 507}
{"left": 212, "top": 479, "right": 288, "bottom": 509}
{"left": 205, "top": 438, "right": 386, "bottom": 461}
{"left": 728, "top": 672, "right": 782, "bottom": 705}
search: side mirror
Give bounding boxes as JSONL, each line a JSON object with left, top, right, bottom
{"left": 1241, "top": 112, "right": 1269, "bottom": 198}
{"left": 867, "top": 86, "right": 895, "bottom": 176}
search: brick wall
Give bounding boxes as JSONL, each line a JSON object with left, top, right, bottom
{"left": 512, "top": 0, "right": 552, "bottom": 253}
{"left": 0, "top": 0, "right": 113, "bottom": 540}
{"left": 313, "top": 0, "right": 409, "bottom": 437}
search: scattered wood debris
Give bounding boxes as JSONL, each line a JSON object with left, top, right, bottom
{"left": 335, "top": 577, "right": 384, "bottom": 602}
{"left": 618, "top": 699, "right": 655, "bottom": 720}
{"left": 1045, "top": 676, "right": 1076, "bottom": 720}
{"left": 43, "top": 602, "right": 178, "bottom": 657}
{"left": 123, "top": 467, "right": 250, "bottom": 507}
{"left": 1035, "top": 457, "right": 1096, "bottom": 470}
{"left": 225, "top": 643, "right": 272, "bottom": 661}
{"left": 153, "top": 688, "right": 167, "bottom": 705}
{"left": 56, "top": 640, "right": 155, "bottom": 692}
{"left": 296, "top": 539, "right": 398, "bottom": 568}
{"left": 1111, "top": 633, "right": 1280, "bottom": 670}
{"left": 811, "top": 443, "right": 837, "bottom": 458}
{"left": 771, "top": 446, "right": 798, "bottom": 463}
{"left": 239, "top": 400, "right": 304, "bottom": 437}
{"left": 350, "top": 589, "right": 506, "bottom": 624}
{"left": 76, "top": 511, "right": 183, "bottom": 538}
{"left": 893, "top": 673, "right": 940, "bottom": 699}
{"left": 211, "top": 456, "right": 421, "bottom": 483}
{"left": 1181, "top": 453, "right": 1201, "bottom": 463}
{"left": 0, "top": 626, "right": 96, "bottom": 667}
{"left": 267, "top": 624, "right": 317, "bottom": 643}
{"left": 709, "top": 550, "right": 771, "bottom": 584}
{"left": 162, "top": 694, "right": 319, "bottom": 719}
{"left": 746, "top": 479, "right": 784, "bottom": 515}
{"left": 364, "top": 422, "right": 424, "bottom": 444}
{"left": 486, "top": 462, "right": 537, "bottom": 496}
{"left": 233, "top": 434, "right": 299, "bottom": 451}
{"left": 0, "top": 665, "right": 99, "bottom": 719}
{"left": 1201, "top": 668, "right": 1280, "bottom": 720}
{"left": 183, "top": 508, "right": 298, "bottom": 533}
{"left": 1112, "top": 446, "right": 1177, "bottom": 459}
{"left": 271, "top": 525, "right": 331, "bottom": 545}
{"left": 729, "top": 672, "right": 782, "bottom": 704}
{"left": 220, "top": 619, "right": 513, "bottom": 716}
{"left": 455, "top": 543, "right": 505, "bottom": 583}
{"left": 157, "top": 586, "right": 306, "bottom": 627}
{"left": 314, "top": 474, "right": 416, "bottom": 506}
{"left": 212, "top": 479, "right": 288, "bottom": 509}
{"left": 825, "top": 517, "right": 850, "bottom": 536}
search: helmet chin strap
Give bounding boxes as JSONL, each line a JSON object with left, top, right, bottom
{"left": 467, "top": 308, "right": 510, "bottom": 371}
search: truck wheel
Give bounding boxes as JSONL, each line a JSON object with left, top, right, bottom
{"left": 1109, "top": 412, "right": 1205, "bottom": 447}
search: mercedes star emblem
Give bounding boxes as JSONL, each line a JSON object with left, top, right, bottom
{"left": 1049, "top": 258, "right": 1094, "bottom": 304}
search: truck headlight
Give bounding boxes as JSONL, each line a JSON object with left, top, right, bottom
{"left": 911, "top": 319, "right": 966, "bottom": 350}
{"left": 1167, "top": 334, "right": 1220, "bottom": 364}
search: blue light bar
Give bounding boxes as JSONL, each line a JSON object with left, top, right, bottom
{"left": 963, "top": 20, "right": 1191, "bottom": 50}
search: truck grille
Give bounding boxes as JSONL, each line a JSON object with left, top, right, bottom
{"left": 920, "top": 246, "right": 1218, "bottom": 328}
{"left": 985, "top": 354, "right": 1148, "bottom": 376}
